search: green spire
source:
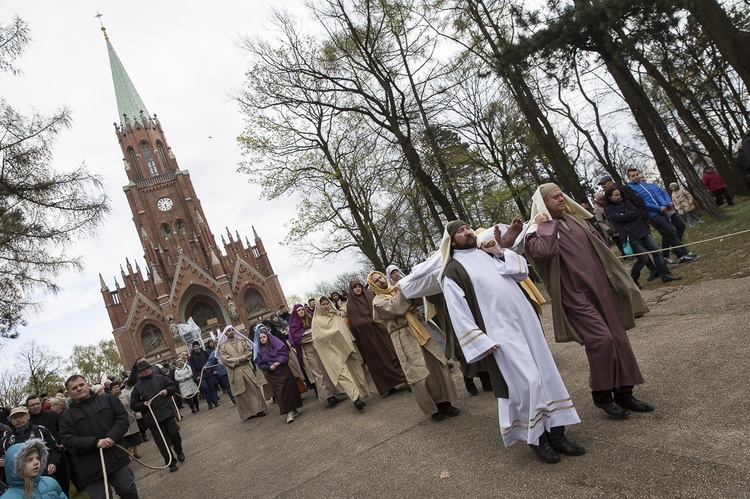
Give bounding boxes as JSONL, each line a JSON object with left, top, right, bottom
{"left": 102, "top": 27, "right": 150, "bottom": 125}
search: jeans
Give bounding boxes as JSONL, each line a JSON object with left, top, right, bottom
{"left": 684, "top": 211, "right": 701, "bottom": 227}
{"left": 629, "top": 233, "right": 668, "bottom": 280}
{"left": 649, "top": 212, "right": 688, "bottom": 258}
{"left": 198, "top": 377, "right": 218, "bottom": 403}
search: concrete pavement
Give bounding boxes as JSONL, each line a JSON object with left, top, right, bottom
{"left": 130, "top": 276, "right": 750, "bottom": 498}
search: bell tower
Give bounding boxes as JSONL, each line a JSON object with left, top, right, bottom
{"left": 99, "top": 26, "right": 286, "bottom": 368}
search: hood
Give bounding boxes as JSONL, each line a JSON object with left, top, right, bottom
{"left": 4, "top": 438, "right": 48, "bottom": 487}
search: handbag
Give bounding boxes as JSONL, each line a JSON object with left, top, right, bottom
{"left": 622, "top": 237, "right": 634, "bottom": 255}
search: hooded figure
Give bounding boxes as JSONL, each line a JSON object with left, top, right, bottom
{"left": 345, "top": 279, "right": 406, "bottom": 396}
{"left": 255, "top": 325, "right": 303, "bottom": 422}
{"left": 2, "top": 439, "right": 65, "bottom": 499}
{"left": 311, "top": 296, "right": 370, "bottom": 411}
{"left": 524, "top": 183, "right": 653, "bottom": 419}
{"left": 289, "top": 304, "right": 341, "bottom": 406}
{"left": 216, "top": 325, "right": 268, "bottom": 421}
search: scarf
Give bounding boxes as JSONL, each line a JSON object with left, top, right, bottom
{"left": 366, "top": 271, "right": 432, "bottom": 346}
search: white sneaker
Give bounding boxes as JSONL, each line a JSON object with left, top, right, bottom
{"left": 286, "top": 412, "right": 294, "bottom": 423}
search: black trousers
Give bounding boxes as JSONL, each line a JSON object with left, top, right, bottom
{"left": 85, "top": 464, "right": 139, "bottom": 499}
{"left": 149, "top": 417, "right": 183, "bottom": 465}
{"left": 592, "top": 386, "right": 634, "bottom": 405}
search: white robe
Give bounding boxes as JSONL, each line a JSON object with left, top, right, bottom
{"left": 442, "top": 248, "right": 580, "bottom": 447}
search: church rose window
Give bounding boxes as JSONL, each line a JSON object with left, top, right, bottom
{"left": 141, "top": 142, "right": 158, "bottom": 176}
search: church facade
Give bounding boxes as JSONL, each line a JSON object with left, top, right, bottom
{"left": 98, "top": 27, "right": 286, "bottom": 369}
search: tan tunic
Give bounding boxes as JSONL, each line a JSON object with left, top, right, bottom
{"left": 372, "top": 291, "right": 448, "bottom": 384}
{"left": 312, "top": 312, "right": 370, "bottom": 401}
{"left": 219, "top": 338, "right": 267, "bottom": 420}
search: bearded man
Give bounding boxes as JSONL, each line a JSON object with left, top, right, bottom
{"left": 524, "top": 183, "right": 654, "bottom": 419}
{"left": 368, "top": 271, "right": 459, "bottom": 421}
{"left": 217, "top": 326, "right": 268, "bottom": 421}
{"left": 440, "top": 219, "right": 583, "bottom": 463}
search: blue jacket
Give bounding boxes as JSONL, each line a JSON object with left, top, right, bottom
{"left": 627, "top": 180, "right": 671, "bottom": 217}
{"left": 1, "top": 440, "right": 65, "bottom": 499}
{"left": 206, "top": 350, "right": 228, "bottom": 377}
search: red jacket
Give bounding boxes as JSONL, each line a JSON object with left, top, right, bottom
{"left": 702, "top": 170, "right": 726, "bottom": 192}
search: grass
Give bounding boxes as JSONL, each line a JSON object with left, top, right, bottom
{"left": 649, "top": 196, "right": 750, "bottom": 284}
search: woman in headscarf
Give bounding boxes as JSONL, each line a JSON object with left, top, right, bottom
{"left": 216, "top": 325, "right": 268, "bottom": 421}
{"left": 344, "top": 279, "right": 406, "bottom": 396}
{"left": 255, "top": 326, "right": 303, "bottom": 423}
{"left": 263, "top": 319, "right": 306, "bottom": 391}
{"left": 312, "top": 296, "right": 370, "bottom": 411}
{"left": 288, "top": 304, "right": 340, "bottom": 407}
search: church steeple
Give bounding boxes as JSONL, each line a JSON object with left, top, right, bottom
{"left": 101, "top": 27, "right": 150, "bottom": 127}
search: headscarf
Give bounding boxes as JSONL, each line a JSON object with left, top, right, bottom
{"left": 254, "top": 325, "right": 289, "bottom": 367}
{"left": 366, "top": 271, "right": 432, "bottom": 346}
{"left": 525, "top": 183, "right": 591, "bottom": 238}
{"left": 215, "top": 325, "right": 254, "bottom": 366}
{"left": 438, "top": 219, "right": 470, "bottom": 282}
{"left": 345, "top": 279, "right": 376, "bottom": 329}
{"left": 384, "top": 264, "right": 405, "bottom": 284}
{"left": 288, "top": 304, "right": 312, "bottom": 348}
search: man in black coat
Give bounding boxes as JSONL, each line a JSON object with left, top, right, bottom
{"left": 59, "top": 375, "right": 139, "bottom": 499}
{"left": 130, "top": 360, "right": 184, "bottom": 472}
{"left": 1, "top": 405, "right": 61, "bottom": 486}
{"left": 27, "top": 395, "right": 70, "bottom": 496}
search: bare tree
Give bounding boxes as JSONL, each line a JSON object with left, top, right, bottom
{"left": 16, "top": 339, "right": 65, "bottom": 396}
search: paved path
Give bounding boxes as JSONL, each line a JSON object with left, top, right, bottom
{"left": 131, "top": 276, "right": 750, "bottom": 498}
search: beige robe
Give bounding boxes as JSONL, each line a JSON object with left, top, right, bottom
{"left": 219, "top": 338, "right": 268, "bottom": 420}
{"left": 300, "top": 330, "right": 339, "bottom": 401}
{"left": 372, "top": 290, "right": 457, "bottom": 415}
{"left": 311, "top": 310, "right": 370, "bottom": 401}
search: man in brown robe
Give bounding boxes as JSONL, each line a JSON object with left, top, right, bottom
{"left": 524, "top": 183, "right": 654, "bottom": 419}
{"left": 218, "top": 326, "right": 268, "bottom": 421}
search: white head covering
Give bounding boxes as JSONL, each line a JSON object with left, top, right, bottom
{"left": 385, "top": 264, "right": 404, "bottom": 284}
{"left": 215, "top": 325, "right": 254, "bottom": 366}
{"left": 525, "top": 183, "right": 591, "bottom": 239}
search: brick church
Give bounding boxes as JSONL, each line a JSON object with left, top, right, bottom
{"left": 97, "top": 27, "right": 286, "bottom": 368}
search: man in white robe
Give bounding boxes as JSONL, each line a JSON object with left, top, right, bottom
{"left": 440, "top": 219, "right": 584, "bottom": 463}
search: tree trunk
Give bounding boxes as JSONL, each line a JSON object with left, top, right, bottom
{"left": 685, "top": 0, "right": 750, "bottom": 92}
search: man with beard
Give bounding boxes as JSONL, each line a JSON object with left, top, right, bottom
{"left": 440, "top": 220, "right": 583, "bottom": 463}
{"left": 524, "top": 183, "right": 654, "bottom": 419}
{"left": 368, "top": 271, "right": 459, "bottom": 421}
{"left": 130, "top": 360, "right": 184, "bottom": 472}
{"left": 217, "top": 326, "right": 267, "bottom": 421}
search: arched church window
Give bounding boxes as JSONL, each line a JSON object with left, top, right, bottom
{"left": 243, "top": 288, "right": 269, "bottom": 317}
{"left": 141, "top": 324, "right": 166, "bottom": 354}
{"left": 141, "top": 141, "right": 158, "bottom": 176}
{"left": 190, "top": 301, "right": 218, "bottom": 328}
{"left": 162, "top": 223, "right": 174, "bottom": 240}
{"left": 128, "top": 147, "right": 143, "bottom": 179}
{"left": 156, "top": 142, "right": 169, "bottom": 171}
{"left": 176, "top": 219, "right": 187, "bottom": 235}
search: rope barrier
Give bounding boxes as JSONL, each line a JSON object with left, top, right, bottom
{"left": 101, "top": 362, "right": 222, "bottom": 498}
{"left": 615, "top": 228, "right": 750, "bottom": 259}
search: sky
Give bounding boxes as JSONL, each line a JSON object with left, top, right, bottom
{"left": 1, "top": 1, "right": 359, "bottom": 364}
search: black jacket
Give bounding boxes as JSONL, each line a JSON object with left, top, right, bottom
{"left": 59, "top": 391, "right": 130, "bottom": 487}
{"left": 0, "top": 422, "right": 61, "bottom": 470}
{"left": 604, "top": 200, "right": 651, "bottom": 242}
{"left": 130, "top": 373, "right": 178, "bottom": 427}
{"left": 29, "top": 409, "right": 60, "bottom": 441}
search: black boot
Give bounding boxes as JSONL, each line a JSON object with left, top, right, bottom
{"left": 528, "top": 434, "right": 560, "bottom": 463}
{"left": 463, "top": 376, "right": 479, "bottom": 396}
{"left": 477, "top": 372, "right": 493, "bottom": 392}
{"left": 547, "top": 427, "right": 585, "bottom": 456}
